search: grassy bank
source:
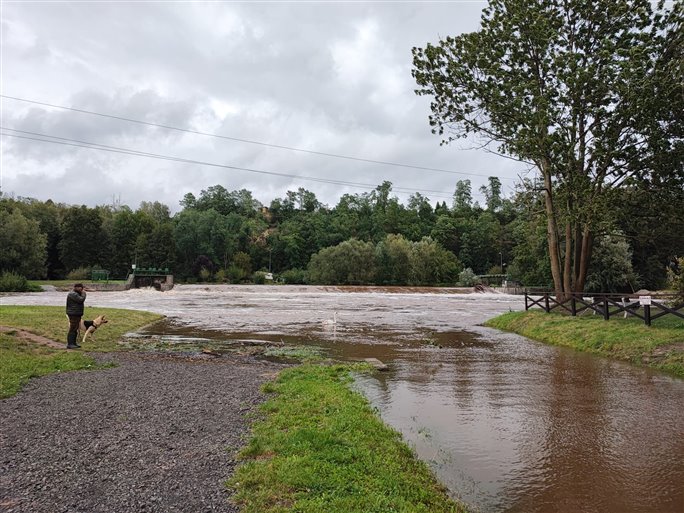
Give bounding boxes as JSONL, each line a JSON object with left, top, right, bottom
{"left": 0, "top": 306, "right": 163, "bottom": 398}
{"left": 0, "top": 305, "right": 162, "bottom": 352}
{"left": 229, "top": 364, "right": 468, "bottom": 513}
{"left": 485, "top": 311, "right": 684, "bottom": 377}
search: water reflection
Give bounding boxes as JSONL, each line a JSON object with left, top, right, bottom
{"left": 4, "top": 285, "right": 683, "bottom": 513}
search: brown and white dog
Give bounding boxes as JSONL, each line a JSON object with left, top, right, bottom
{"left": 66, "top": 314, "right": 109, "bottom": 343}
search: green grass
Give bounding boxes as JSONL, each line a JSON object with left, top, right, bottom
{"left": 0, "top": 305, "right": 163, "bottom": 352}
{"left": 485, "top": 311, "right": 684, "bottom": 377}
{"left": 0, "top": 305, "right": 163, "bottom": 398}
{"left": 228, "top": 364, "right": 468, "bottom": 513}
{"left": 0, "top": 332, "right": 108, "bottom": 398}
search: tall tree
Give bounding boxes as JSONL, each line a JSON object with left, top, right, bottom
{"left": 413, "top": 0, "right": 683, "bottom": 295}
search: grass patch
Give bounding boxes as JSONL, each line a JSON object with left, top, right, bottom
{"left": 0, "top": 305, "right": 162, "bottom": 398}
{"left": 0, "top": 332, "right": 109, "bottom": 398}
{"left": 485, "top": 311, "right": 684, "bottom": 377}
{"left": 229, "top": 364, "right": 468, "bottom": 513}
{"left": 263, "top": 345, "right": 324, "bottom": 362}
{"left": 0, "top": 305, "right": 163, "bottom": 352}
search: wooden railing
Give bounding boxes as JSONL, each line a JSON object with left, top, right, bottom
{"left": 524, "top": 290, "right": 684, "bottom": 326}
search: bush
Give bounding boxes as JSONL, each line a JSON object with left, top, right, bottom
{"left": 253, "top": 271, "right": 267, "bottom": 284}
{"left": 666, "top": 257, "right": 684, "bottom": 301}
{"left": 458, "top": 268, "right": 478, "bottom": 286}
{"left": 66, "top": 266, "right": 91, "bottom": 281}
{"left": 215, "top": 269, "right": 227, "bottom": 283}
{"left": 0, "top": 272, "right": 39, "bottom": 292}
{"left": 227, "top": 265, "right": 247, "bottom": 283}
{"left": 199, "top": 267, "right": 213, "bottom": 282}
{"left": 281, "top": 268, "right": 307, "bottom": 284}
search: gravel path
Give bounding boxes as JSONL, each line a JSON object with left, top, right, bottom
{"left": 0, "top": 352, "right": 285, "bottom": 513}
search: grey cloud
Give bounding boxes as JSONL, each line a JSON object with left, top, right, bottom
{"left": 1, "top": 1, "right": 528, "bottom": 211}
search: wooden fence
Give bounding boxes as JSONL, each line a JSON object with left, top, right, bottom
{"left": 524, "top": 290, "right": 684, "bottom": 326}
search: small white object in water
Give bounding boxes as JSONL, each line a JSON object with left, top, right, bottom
{"left": 322, "top": 311, "right": 337, "bottom": 327}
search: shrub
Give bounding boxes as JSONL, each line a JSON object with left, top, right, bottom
{"left": 0, "top": 272, "right": 39, "bottom": 292}
{"left": 253, "top": 271, "right": 267, "bottom": 284}
{"left": 66, "top": 266, "right": 91, "bottom": 281}
{"left": 281, "top": 268, "right": 307, "bottom": 284}
{"left": 458, "top": 268, "right": 478, "bottom": 286}
{"left": 215, "top": 269, "right": 227, "bottom": 283}
{"left": 199, "top": 267, "right": 213, "bottom": 282}
{"left": 227, "top": 265, "right": 247, "bottom": 283}
{"left": 666, "top": 257, "right": 684, "bottom": 301}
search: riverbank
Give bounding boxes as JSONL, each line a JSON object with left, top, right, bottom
{"left": 0, "top": 306, "right": 162, "bottom": 398}
{"left": 485, "top": 311, "right": 684, "bottom": 377}
{"left": 229, "top": 364, "right": 468, "bottom": 513}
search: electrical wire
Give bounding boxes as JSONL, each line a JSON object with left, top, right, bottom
{"left": 0, "top": 128, "right": 459, "bottom": 199}
{"left": 1, "top": 94, "right": 516, "bottom": 181}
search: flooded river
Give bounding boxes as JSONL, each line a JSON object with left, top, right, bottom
{"left": 4, "top": 285, "right": 683, "bottom": 513}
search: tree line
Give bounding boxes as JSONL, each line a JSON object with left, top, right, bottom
{"left": 2, "top": 176, "right": 682, "bottom": 291}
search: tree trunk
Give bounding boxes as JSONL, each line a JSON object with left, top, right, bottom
{"left": 575, "top": 227, "right": 593, "bottom": 292}
{"left": 563, "top": 220, "right": 573, "bottom": 299}
{"left": 542, "top": 160, "right": 564, "bottom": 296}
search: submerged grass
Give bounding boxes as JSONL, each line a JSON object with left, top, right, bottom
{"left": 0, "top": 305, "right": 162, "bottom": 398}
{"left": 229, "top": 364, "right": 468, "bottom": 513}
{"left": 0, "top": 305, "right": 163, "bottom": 352}
{"left": 485, "top": 311, "right": 684, "bottom": 377}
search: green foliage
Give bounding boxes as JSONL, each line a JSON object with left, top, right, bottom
{"left": 0, "top": 272, "right": 40, "bottom": 292}
{"left": 199, "top": 267, "right": 213, "bottom": 282}
{"left": 229, "top": 365, "right": 468, "bottom": 513}
{"left": 413, "top": 0, "right": 683, "bottom": 294}
{"left": 281, "top": 268, "right": 307, "bottom": 284}
{"left": 308, "top": 239, "right": 377, "bottom": 285}
{"left": 585, "top": 234, "right": 640, "bottom": 293}
{"left": 486, "top": 311, "right": 684, "bottom": 377}
{"left": 0, "top": 209, "right": 47, "bottom": 278}
{"left": 215, "top": 269, "right": 227, "bottom": 283}
{"left": 59, "top": 206, "right": 109, "bottom": 273}
{"left": 667, "top": 257, "right": 684, "bottom": 300}
{"left": 253, "top": 271, "right": 267, "bottom": 285}
{"left": 375, "top": 234, "right": 412, "bottom": 285}
{"left": 410, "top": 237, "right": 462, "bottom": 286}
{"left": 227, "top": 265, "right": 247, "bottom": 283}
{"left": 66, "top": 266, "right": 91, "bottom": 281}
{"left": 458, "top": 268, "right": 478, "bottom": 287}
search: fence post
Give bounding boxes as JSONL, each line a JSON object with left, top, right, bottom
{"left": 603, "top": 298, "right": 610, "bottom": 320}
{"left": 525, "top": 293, "right": 529, "bottom": 311}
{"left": 571, "top": 295, "right": 577, "bottom": 316}
{"left": 644, "top": 304, "right": 651, "bottom": 326}
{"left": 544, "top": 294, "right": 550, "bottom": 313}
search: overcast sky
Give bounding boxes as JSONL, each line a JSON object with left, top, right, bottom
{"left": 1, "top": 0, "right": 531, "bottom": 212}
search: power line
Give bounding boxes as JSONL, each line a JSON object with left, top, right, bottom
{"left": 0, "top": 128, "right": 458, "bottom": 200}
{"left": 0, "top": 94, "right": 516, "bottom": 181}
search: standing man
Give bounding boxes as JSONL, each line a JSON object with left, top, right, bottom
{"left": 66, "top": 283, "right": 87, "bottom": 349}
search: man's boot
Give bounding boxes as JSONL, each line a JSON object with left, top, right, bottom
{"left": 66, "top": 331, "right": 80, "bottom": 349}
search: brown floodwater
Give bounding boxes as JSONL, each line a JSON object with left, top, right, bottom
{"left": 5, "top": 285, "right": 684, "bottom": 513}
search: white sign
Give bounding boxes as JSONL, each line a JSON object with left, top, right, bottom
{"left": 639, "top": 296, "right": 652, "bottom": 306}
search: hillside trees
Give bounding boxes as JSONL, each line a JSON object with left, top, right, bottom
{"left": 0, "top": 209, "right": 47, "bottom": 278}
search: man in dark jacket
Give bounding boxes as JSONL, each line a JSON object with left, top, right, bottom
{"left": 66, "top": 283, "right": 87, "bottom": 349}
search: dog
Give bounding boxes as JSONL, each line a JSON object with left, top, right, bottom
{"left": 66, "top": 314, "right": 109, "bottom": 343}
